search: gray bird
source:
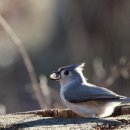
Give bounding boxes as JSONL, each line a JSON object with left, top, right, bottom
{"left": 50, "top": 63, "right": 130, "bottom": 118}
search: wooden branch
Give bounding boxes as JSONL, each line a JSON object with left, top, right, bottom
{"left": 0, "top": 106, "right": 130, "bottom": 130}
{"left": 15, "top": 105, "right": 130, "bottom": 118}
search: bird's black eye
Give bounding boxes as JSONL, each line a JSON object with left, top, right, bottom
{"left": 64, "top": 70, "right": 69, "bottom": 76}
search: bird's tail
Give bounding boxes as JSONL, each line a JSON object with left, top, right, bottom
{"left": 121, "top": 97, "right": 130, "bottom": 104}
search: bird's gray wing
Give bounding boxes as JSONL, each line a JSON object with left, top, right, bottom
{"left": 63, "top": 83, "right": 124, "bottom": 103}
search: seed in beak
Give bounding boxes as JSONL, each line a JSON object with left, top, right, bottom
{"left": 50, "top": 72, "right": 61, "bottom": 80}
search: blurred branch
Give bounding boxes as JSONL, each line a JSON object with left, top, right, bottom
{"left": 39, "top": 75, "right": 52, "bottom": 108}
{"left": 96, "top": 59, "right": 130, "bottom": 88}
{"left": 0, "top": 15, "right": 47, "bottom": 109}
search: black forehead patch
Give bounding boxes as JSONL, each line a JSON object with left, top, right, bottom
{"left": 58, "top": 67, "right": 66, "bottom": 73}
{"left": 58, "top": 64, "right": 77, "bottom": 73}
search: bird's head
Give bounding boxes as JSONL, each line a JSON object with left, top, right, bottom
{"left": 50, "top": 63, "right": 86, "bottom": 86}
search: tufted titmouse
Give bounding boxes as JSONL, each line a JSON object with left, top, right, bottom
{"left": 50, "top": 63, "right": 130, "bottom": 118}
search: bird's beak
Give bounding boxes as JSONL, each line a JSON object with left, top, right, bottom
{"left": 50, "top": 71, "right": 61, "bottom": 80}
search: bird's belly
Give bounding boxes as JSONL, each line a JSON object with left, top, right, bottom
{"left": 61, "top": 95, "right": 120, "bottom": 118}
{"left": 60, "top": 95, "right": 98, "bottom": 117}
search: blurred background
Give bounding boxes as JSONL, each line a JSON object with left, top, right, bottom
{"left": 0, "top": 0, "right": 130, "bottom": 114}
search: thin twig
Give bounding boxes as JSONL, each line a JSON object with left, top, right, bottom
{"left": 0, "top": 15, "right": 47, "bottom": 109}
